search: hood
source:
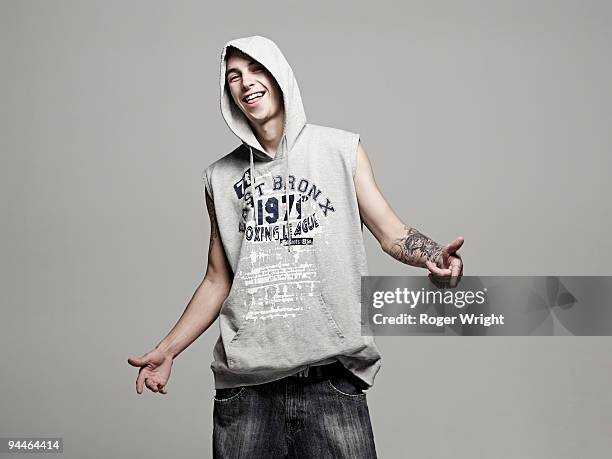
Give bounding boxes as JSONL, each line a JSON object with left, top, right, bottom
{"left": 219, "top": 35, "right": 307, "bottom": 252}
{"left": 219, "top": 35, "right": 307, "bottom": 161}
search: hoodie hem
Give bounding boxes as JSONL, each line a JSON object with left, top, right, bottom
{"left": 212, "top": 355, "right": 382, "bottom": 390}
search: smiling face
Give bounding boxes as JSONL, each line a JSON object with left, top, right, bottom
{"left": 225, "top": 48, "right": 284, "bottom": 126}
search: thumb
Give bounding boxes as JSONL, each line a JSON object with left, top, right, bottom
{"left": 127, "top": 355, "right": 148, "bottom": 367}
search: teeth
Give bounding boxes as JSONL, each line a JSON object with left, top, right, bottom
{"left": 246, "top": 93, "right": 262, "bottom": 101}
{"left": 245, "top": 92, "right": 264, "bottom": 102}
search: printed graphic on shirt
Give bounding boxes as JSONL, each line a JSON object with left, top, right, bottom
{"left": 232, "top": 168, "right": 335, "bottom": 247}
{"left": 230, "top": 167, "right": 337, "bottom": 324}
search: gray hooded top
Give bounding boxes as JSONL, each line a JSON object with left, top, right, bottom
{"left": 203, "top": 35, "right": 382, "bottom": 389}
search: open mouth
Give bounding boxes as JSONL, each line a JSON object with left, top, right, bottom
{"left": 242, "top": 91, "right": 265, "bottom": 104}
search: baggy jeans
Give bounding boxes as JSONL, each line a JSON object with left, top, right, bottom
{"left": 212, "top": 368, "right": 378, "bottom": 458}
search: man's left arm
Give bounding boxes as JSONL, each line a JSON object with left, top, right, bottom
{"left": 353, "top": 141, "right": 464, "bottom": 280}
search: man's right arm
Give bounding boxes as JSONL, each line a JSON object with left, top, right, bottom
{"left": 155, "top": 189, "right": 233, "bottom": 360}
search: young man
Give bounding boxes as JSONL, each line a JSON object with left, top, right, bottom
{"left": 128, "top": 35, "right": 463, "bottom": 458}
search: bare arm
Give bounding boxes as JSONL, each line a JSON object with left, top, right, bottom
{"left": 353, "top": 141, "right": 445, "bottom": 269}
{"left": 155, "top": 189, "right": 234, "bottom": 359}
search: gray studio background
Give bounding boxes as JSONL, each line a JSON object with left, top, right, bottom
{"left": 2, "top": 0, "right": 611, "bottom": 458}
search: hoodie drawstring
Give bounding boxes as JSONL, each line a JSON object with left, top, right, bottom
{"left": 282, "top": 134, "right": 291, "bottom": 253}
{"left": 249, "top": 145, "right": 255, "bottom": 226}
{"left": 248, "top": 134, "right": 291, "bottom": 252}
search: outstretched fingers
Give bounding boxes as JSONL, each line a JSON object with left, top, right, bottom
{"left": 445, "top": 236, "right": 464, "bottom": 255}
{"left": 145, "top": 377, "right": 159, "bottom": 393}
{"left": 136, "top": 369, "right": 147, "bottom": 395}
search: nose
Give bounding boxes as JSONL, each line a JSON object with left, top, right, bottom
{"left": 242, "top": 71, "right": 256, "bottom": 90}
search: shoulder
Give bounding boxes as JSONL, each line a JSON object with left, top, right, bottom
{"left": 305, "top": 123, "right": 360, "bottom": 146}
{"left": 201, "top": 144, "right": 247, "bottom": 196}
{"left": 305, "top": 123, "right": 361, "bottom": 177}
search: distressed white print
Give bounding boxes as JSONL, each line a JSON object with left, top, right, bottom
{"left": 238, "top": 243, "right": 322, "bottom": 324}
{"left": 234, "top": 172, "right": 329, "bottom": 325}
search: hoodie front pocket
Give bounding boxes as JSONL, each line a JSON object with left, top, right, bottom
{"left": 226, "top": 291, "right": 346, "bottom": 372}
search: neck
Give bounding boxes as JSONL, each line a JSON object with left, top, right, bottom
{"left": 249, "top": 112, "right": 285, "bottom": 158}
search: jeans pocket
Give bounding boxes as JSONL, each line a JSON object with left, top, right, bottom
{"left": 326, "top": 375, "right": 367, "bottom": 399}
{"left": 214, "top": 386, "right": 246, "bottom": 403}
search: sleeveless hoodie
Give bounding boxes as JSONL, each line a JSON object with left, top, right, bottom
{"left": 202, "top": 35, "right": 382, "bottom": 389}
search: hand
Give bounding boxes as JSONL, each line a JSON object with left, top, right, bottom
{"left": 128, "top": 348, "right": 173, "bottom": 395}
{"left": 425, "top": 236, "right": 464, "bottom": 288}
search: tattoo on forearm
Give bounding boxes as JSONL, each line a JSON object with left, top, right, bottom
{"left": 205, "top": 190, "right": 219, "bottom": 255}
{"left": 388, "top": 226, "right": 444, "bottom": 268}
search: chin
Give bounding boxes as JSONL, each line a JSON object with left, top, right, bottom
{"left": 247, "top": 111, "right": 272, "bottom": 123}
